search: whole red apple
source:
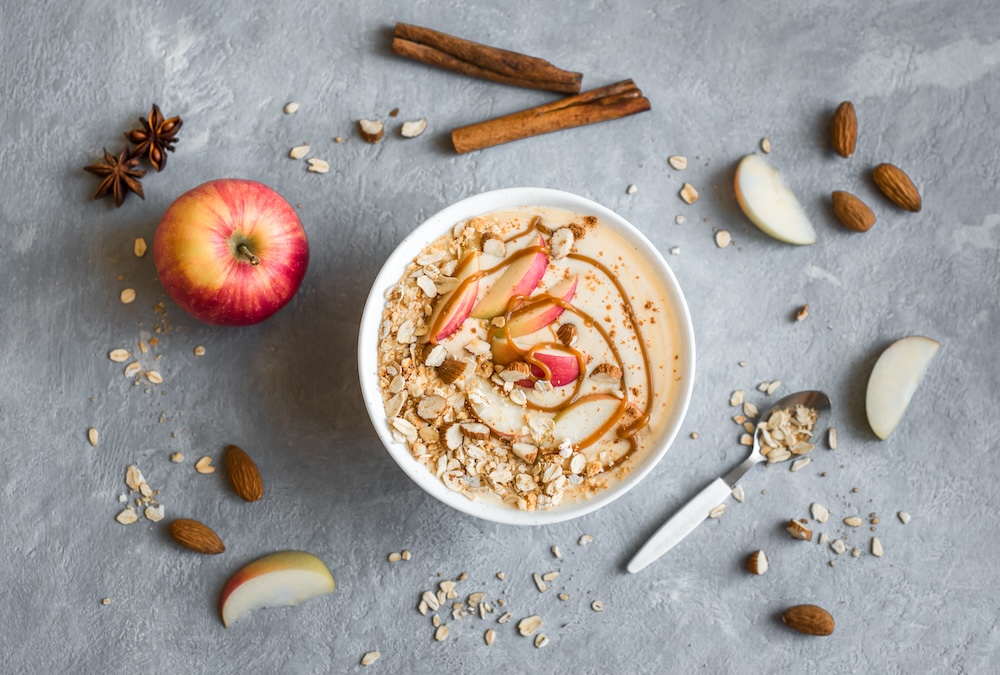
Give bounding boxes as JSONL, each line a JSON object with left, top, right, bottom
{"left": 154, "top": 179, "right": 309, "bottom": 326}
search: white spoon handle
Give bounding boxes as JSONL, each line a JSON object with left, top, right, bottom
{"left": 627, "top": 477, "right": 733, "bottom": 573}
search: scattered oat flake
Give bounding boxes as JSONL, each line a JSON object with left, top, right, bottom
{"left": 761, "top": 138, "right": 772, "bottom": 153}
{"left": 101, "top": 598, "right": 111, "bottom": 605}
{"left": 668, "top": 155, "right": 688, "bottom": 170}
{"left": 690, "top": 432, "right": 699, "bottom": 439}
{"left": 195, "top": 456, "right": 215, "bottom": 474}
{"left": 851, "top": 547, "right": 861, "bottom": 558}
{"left": 715, "top": 230, "right": 732, "bottom": 248}
{"left": 551, "top": 545, "right": 562, "bottom": 559}
{"left": 675, "top": 215, "right": 686, "bottom": 225}
{"left": 708, "top": 503, "right": 727, "bottom": 519}
{"left": 871, "top": 537, "right": 884, "bottom": 557}
{"left": 498, "top": 612, "right": 512, "bottom": 624}
{"left": 194, "top": 345, "right": 206, "bottom": 357}
{"left": 578, "top": 534, "right": 594, "bottom": 546}
{"left": 434, "top": 625, "right": 449, "bottom": 641}
{"left": 484, "top": 629, "right": 495, "bottom": 646}
{"left": 591, "top": 600, "right": 605, "bottom": 612}
{"left": 169, "top": 452, "right": 184, "bottom": 463}
{"left": 401, "top": 549, "right": 411, "bottom": 561}
{"left": 830, "top": 539, "right": 846, "bottom": 555}
{"left": 283, "top": 102, "right": 299, "bottom": 114}
{"left": 819, "top": 532, "right": 829, "bottom": 545}
{"left": 307, "top": 158, "right": 330, "bottom": 173}
{"left": 739, "top": 433, "right": 753, "bottom": 446}
{"left": 115, "top": 508, "right": 138, "bottom": 525}
{"left": 532, "top": 573, "right": 547, "bottom": 593}
{"left": 120, "top": 288, "right": 136, "bottom": 304}
{"left": 125, "top": 465, "right": 144, "bottom": 491}
{"left": 844, "top": 516, "right": 862, "bottom": 527}
{"left": 558, "top": 593, "right": 569, "bottom": 601}
{"left": 124, "top": 362, "right": 140, "bottom": 377}
{"left": 766, "top": 380, "right": 781, "bottom": 396}
{"left": 534, "top": 634, "right": 549, "bottom": 648}
{"left": 289, "top": 145, "right": 310, "bottom": 159}
{"left": 87, "top": 428, "right": 98, "bottom": 447}
{"left": 669, "top": 246, "right": 681, "bottom": 255}
{"left": 144, "top": 505, "right": 164, "bottom": 522}
{"left": 757, "top": 381, "right": 770, "bottom": 392}
{"left": 680, "top": 183, "right": 699, "bottom": 204}
{"left": 109, "top": 349, "right": 131, "bottom": 362}
{"left": 790, "top": 457, "right": 811, "bottom": 472}
{"left": 496, "top": 571, "right": 505, "bottom": 581}
{"left": 134, "top": 238, "right": 147, "bottom": 257}
{"left": 388, "top": 552, "right": 402, "bottom": 563}
{"left": 898, "top": 512, "right": 911, "bottom": 525}
{"left": 626, "top": 184, "right": 638, "bottom": 195}
{"left": 518, "top": 615, "right": 542, "bottom": 636}
{"left": 732, "top": 485, "right": 745, "bottom": 503}
{"left": 743, "top": 402, "right": 758, "bottom": 418}
{"left": 828, "top": 428, "right": 837, "bottom": 449}
{"left": 542, "top": 571, "right": 559, "bottom": 582}
{"left": 795, "top": 305, "right": 809, "bottom": 321}
{"left": 730, "top": 390, "right": 745, "bottom": 407}
{"left": 146, "top": 371, "right": 163, "bottom": 385}
{"left": 400, "top": 118, "right": 427, "bottom": 138}
{"left": 360, "top": 651, "right": 380, "bottom": 666}
{"left": 811, "top": 503, "right": 829, "bottom": 523}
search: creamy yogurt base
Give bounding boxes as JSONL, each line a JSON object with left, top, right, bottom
{"left": 376, "top": 206, "right": 684, "bottom": 511}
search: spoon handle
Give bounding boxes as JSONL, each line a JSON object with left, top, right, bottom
{"left": 626, "top": 477, "right": 732, "bottom": 573}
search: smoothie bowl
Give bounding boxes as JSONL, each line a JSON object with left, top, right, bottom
{"left": 358, "top": 188, "right": 695, "bottom": 525}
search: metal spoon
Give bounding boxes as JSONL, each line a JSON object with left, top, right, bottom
{"left": 627, "top": 390, "right": 831, "bottom": 573}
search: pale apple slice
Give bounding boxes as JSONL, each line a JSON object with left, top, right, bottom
{"left": 466, "top": 376, "right": 528, "bottom": 438}
{"left": 470, "top": 234, "right": 547, "bottom": 319}
{"left": 427, "top": 251, "right": 480, "bottom": 343}
{"left": 866, "top": 336, "right": 941, "bottom": 440}
{"left": 516, "top": 350, "right": 582, "bottom": 388}
{"left": 550, "top": 395, "right": 623, "bottom": 447}
{"left": 504, "top": 275, "right": 578, "bottom": 338}
{"left": 734, "top": 154, "right": 817, "bottom": 245}
{"left": 220, "top": 550, "right": 335, "bottom": 627}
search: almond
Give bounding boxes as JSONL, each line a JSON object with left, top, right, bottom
{"left": 590, "top": 363, "right": 623, "bottom": 383}
{"left": 831, "top": 191, "right": 876, "bottom": 232}
{"left": 225, "top": 444, "right": 264, "bottom": 502}
{"left": 169, "top": 518, "right": 225, "bottom": 554}
{"left": 785, "top": 519, "right": 813, "bottom": 541}
{"left": 358, "top": 119, "right": 384, "bottom": 144}
{"left": 436, "top": 357, "right": 467, "bottom": 384}
{"left": 873, "top": 163, "right": 921, "bottom": 212}
{"left": 782, "top": 604, "right": 835, "bottom": 636}
{"left": 830, "top": 101, "right": 857, "bottom": 158}
{"left": 556, "top": 323, "right": 578, "bottom": 347}
{"left": 746, "top": 550, "right": 768, "bottom": 575}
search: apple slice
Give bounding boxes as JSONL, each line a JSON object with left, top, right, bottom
{"left": 504, "top": 275, "right": 578, "bottom": 338}
{"left": 466, "top": 376, "right": 528, "bottom": 437}
{"left": 865, "top": 336, "right": 940, "bottom": 440}
{"left": 470, "top": 234, "right": 547, "bottom": 319}
{"left": 515, "top": 350, "right": 581, "bottom": 388}
{"left": 220, "top": 550, "right": 335, "bottom": 627}
{"left": 734, "top": 154, "right": 817, "bottom": 245}
{"left": 550, "top": 395, "right": 623, "bottom": 447}
{"left": 427, "top": 252, "right": 480, "bottom": 343}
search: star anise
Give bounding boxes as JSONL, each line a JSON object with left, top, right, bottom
{"left": 125, "top": 103, "right": 183, "bottom": 172}
{"left": 83, "top": 146, "right": 146, "bottom": 207}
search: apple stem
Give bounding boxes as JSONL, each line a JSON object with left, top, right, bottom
{"left": 238, "top": 244, "right": 260, "bottom": 266}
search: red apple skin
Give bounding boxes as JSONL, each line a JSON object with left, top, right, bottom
{"left": 504, "top": 275, "right": 577, "bottom": 338}
{"left": 154, "top": 179, "right": 309, "bottom": 326}
{"left": 470, "top": 234, "right": 547, "bottom": 320}
{"left": 219, "top": 550, "right": 335, "bottom": 627}
{"left": 516, "top": 351, "right": 581, "bottom": 388}
{"left": 427, "top": 252, "right": 480, "bottom": 343}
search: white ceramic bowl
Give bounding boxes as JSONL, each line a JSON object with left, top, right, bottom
{"left": 358, "top": 188, "right": 695, "bottom": 525}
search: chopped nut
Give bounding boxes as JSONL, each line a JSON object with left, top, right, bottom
{"left": 690, "top": 432, "right": 699, "bottom": 439}
{"left": 715, "top": 230, "right": 732, "bottom": 248}
{"left": 551, "top": 545, "right": 562, "bottom": 559}
{"left": 401, "top": 550, "right": 411, "bottom": 561}
{"left": 674, "top": 215, "right": 686, "bottom": 225}
{"left": 898, "top": 511, "right": 911, "bottom": 525}
{"left": 810, "top": 503, "right": 830, "bottom": 523}
{"left": 388, "top": 552, "right": 402, "bottom": 563}
{"left": 101, "top": 598, "right": 111, "bottom": 605}
{"left": 194, "top": 456, "right": 215, "bottom": 474}
{"left": 134, "top": 238, "right": 147, "bottom": 257}
{"left": 819, "top": 532, "right": 829, "bottom": 545}
{"left": 359, "top": 119, "right": 384, "bottom": 143}
{"left": 534, "top": 634, "right": 549, "bottom": 648}
{"left": 120, "top": 288, "right": 136, "bottom": 304}
{"left": 481, "top": 232, "right": 506, "bottom": 258}
{"left": 556, "top": 323, "right": 578, "bottom": 347}
{"left": 590, "top": 363, "right": 622, "bottom": 383}
{"left": 436, "top": 357, "right": 467, "bottom": 384}
{"left": 498, "top": 612, "right": 512, "bottom": 623}
{"left": 283, "top": 102, "right": 299, "bottom": 114}
{"left": 851, "top": 547, "right": 861, "bottom": 558}
{"left": 669, "top": 246, "right": 681, "bottom": 255}
{"left": 871, "top": 537, "right": 884, "bottom": 557}
{"left": 578, "top": 534, "right": 594, "bottom": 546}
{"left": 169, "top": 452, "right": 184, "bottom": 463}
{"left": 109, "top": 349, "right": 131, "bottom": 362}
{"left": 496, "top": 572, "right": 505, "bottom": 581}
{"left": 786, "top": 519, "right": 813, "bottom": 541}
{"left": 361, "top": 651, "right": 380, "bottom": 666}
{"left": 400, "top": 118, "right": 428, "bottom": 138}
{"left": 830, "top": 539, "right": 847, "bottom": 555}
{"left": 732, "top": 485, "right": 745, "bottom": 503}
{"left": 125, "top": 465, "right": 145, "bottom": 491}
{"left": 844, "top": 516, "right": 863, "bottom": 527}
{"left": 795, "top": 305, "right": 809, "bottom": 321}
{"left": 460, "top": 422, "right": 491, "bottom": 441}
{"left": 679, "top": 183, "right": 699, "bottom": 204}
{"left": 708, "top": 503, "right": 727, "bottom": 519}
{"left": 87, "top": 428, "right": 99, "bottom": 447}
{"left": 484, "top": 629, "right": 495, "bottom": 646}
{"left": 194, "top": 345, "right": 206, "bottom": 357}
{"left": 591, "top": 600, "right": 604, "bottom": 612}
{"left": 626, "top": 184, "right": 638, "bottom": 195}
{"left": 746, "top": 550, "right": 768, "bottom": 575}
{"left": 761, "top": 137, "right": 772, "bottom": 153}
{"left": 500, "top": 361, "right": 532, "bottom": 382}
{"left": 306, "top": 158, "right": 329, "bottom": 173}
{"left": 668, "top": 155, "right": 688, "bottom": 170}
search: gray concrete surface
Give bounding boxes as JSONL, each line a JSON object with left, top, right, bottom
{"left": 1, "top": 1, "right": 998, "bottom": 673}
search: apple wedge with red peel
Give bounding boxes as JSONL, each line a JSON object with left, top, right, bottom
{"left": 866, "top": 336, "right": 940, "bottom": 440}
{"left": 466, "top": 376, "right": 528, "bottom": 438}
{"left": 734, "top": 154, "right": 817, "bottom": 245}
{"left": 427, "top": 252, "right": 480, "bottom": 343}
{"left": 550, "top": 395, "right": 624, "bottom": 447}
{"left": 504, "top": 275, "right": 578, "bottom": 338}
{"left": 220, "top": 550, "right": 335, "bottom": 628}
{"left": 516, "top": 350, "right": 581, "bottom": 388}
{"left": 470, "top": 234, "right": 547, "bottom": 320}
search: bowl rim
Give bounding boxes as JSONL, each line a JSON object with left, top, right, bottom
{"left": 358, "top": 187, "right": 696, "bottom": 525}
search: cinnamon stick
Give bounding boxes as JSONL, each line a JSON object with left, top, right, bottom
{"left": 392, "top": 22, "right": 583, "bottom": 94}
{"left": 451, "top": 80, "right": 651, "bottom": 154}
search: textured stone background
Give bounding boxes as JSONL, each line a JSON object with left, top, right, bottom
{"left": 1, "top": 1, "right": 998, "bottom": 673}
